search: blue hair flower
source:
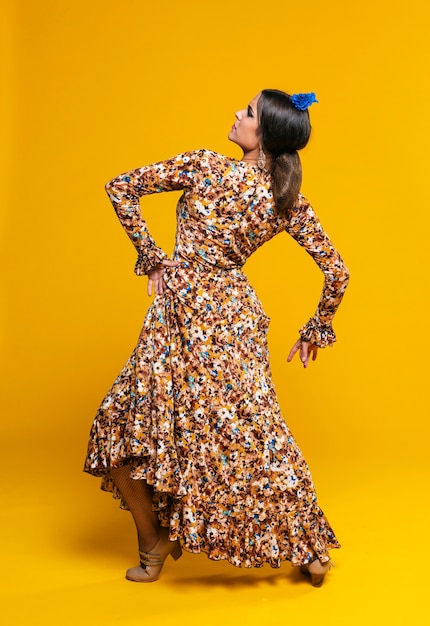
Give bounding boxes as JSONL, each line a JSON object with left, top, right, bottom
{"left": 291, "top": 92, "right": 318, "bottom": 111}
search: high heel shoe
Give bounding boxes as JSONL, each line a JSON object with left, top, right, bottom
{"left": 300, "top": 559, "right": 332, "bottom": 587}
{"left": 125, "top": 527, "right": 183, "bottom": 583}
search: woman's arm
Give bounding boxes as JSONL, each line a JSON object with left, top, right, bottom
{"left": 104, "top": 150, "right": 205, "bottom": 275}
{"left": 285, "top": 194, "right": 350, "bottom": 349}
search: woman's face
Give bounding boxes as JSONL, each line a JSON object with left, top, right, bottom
{"left": 228, "top": 93, "right": 260, "bottom": 152}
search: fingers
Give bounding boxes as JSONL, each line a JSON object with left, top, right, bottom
{"left": 157, "top": 277, "right": 166, "bottom": 294}
{"left": 301, "top": 342, "right": 319, "bottom": 367}
{"left": 286, "top": 339, "right": 301, "bottom": 362}
{"left": 146, "top": 260, "right": 179, "bottom": 296}
{"left": 300, "top": 342, "right": 309, "bottom": 368}
{"left": 147, "top": 274, "right": 165, "bottom": 296}
{"left": 149, "top": 277, "right": 166, "bottom": 296}
{"left": 287, "top": 339, "right": 319, "bottom": 368}
{"left": 287, "top": 339, "right": 308, "bottom": 365}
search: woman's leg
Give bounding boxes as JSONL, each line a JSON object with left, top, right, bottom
{"left": 109, "top": 465, "right": 160, "bottom": 552}
{"left": 109, "top": 465, "right": 182, "bottom": 582}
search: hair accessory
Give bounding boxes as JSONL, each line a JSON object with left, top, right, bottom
{"left": 291, "top": 92, "right": 318, "bottom": 111}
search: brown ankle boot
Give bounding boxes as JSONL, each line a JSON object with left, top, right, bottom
{"left": 126, "top": 527, "right": 182, "bottom": 583}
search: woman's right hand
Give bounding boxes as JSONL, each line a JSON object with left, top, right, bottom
{"left": 147, "top": 260, "right": 180, "bottom": 296}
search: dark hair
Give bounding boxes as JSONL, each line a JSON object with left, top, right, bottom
{"left": 258, "top": 89, "right": 312, "bottom": 212}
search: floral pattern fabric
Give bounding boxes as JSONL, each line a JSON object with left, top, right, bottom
{"left": 84, "top": 149, "right": 349, "bottom": 567}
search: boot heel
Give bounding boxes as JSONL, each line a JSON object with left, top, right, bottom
{"left": 171, "top": 543, "right": 182, "bottom": 561}
{"left": 310, "top": 572, "right": 325, "bottom": 587}
{"left": 300, "top": 559, "right": 332, "bottom": 587}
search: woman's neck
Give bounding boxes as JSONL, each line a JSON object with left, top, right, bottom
{"left": 241, "top": 148, "right": 272, "bottom": 170}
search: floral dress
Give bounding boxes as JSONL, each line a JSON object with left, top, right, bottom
{"left": 84, "top": 149, "right": 349, "bottom": 568}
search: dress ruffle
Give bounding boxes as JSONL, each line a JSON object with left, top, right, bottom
{"left": 98, "top": 473, "right": 338, "bottom": 568}
{"left": 134, "top": 246, "right": 168, "bottom": 275}
{"left": 299, "top": 317, "right": 337, "bottom": 348}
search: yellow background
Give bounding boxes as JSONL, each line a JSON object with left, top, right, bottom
{"left": 2, "top": 0, "right": 429, "bottom": 624}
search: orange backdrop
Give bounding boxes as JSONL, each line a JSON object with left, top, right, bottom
{"left": 2, "top": 1, "right": 429, "bottom": 624}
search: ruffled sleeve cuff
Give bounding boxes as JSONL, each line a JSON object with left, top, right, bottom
{"left": 299, "top": 317, "right": 337, "bottom": 348}
{"left": 134, "top": 247, "right": 168, "bottom": 276}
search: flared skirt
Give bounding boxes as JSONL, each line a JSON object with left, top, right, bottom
{"left": 84, "top": 267, "right": 340, "bottom": 567}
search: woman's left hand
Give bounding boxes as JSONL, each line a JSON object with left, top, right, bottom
{"left": 287, "top": 338, "right": 318, "bottom": 368}
{"left": 147, "top": 260, "right": 180, "bottom": 296}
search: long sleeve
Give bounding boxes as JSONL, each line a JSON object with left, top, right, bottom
{"left": 105, "top": 150, "right": 205, "bottom": 274}
{"left": 285, "top": 195, "right": 350, "bottom": 348}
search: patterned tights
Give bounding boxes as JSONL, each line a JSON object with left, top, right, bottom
{"left": 109, "top": 465, "right": 160, "bottom": 553}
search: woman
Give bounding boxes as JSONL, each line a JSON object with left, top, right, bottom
{"left": 84, "top": 89, "right": 349, "bottom": 587}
